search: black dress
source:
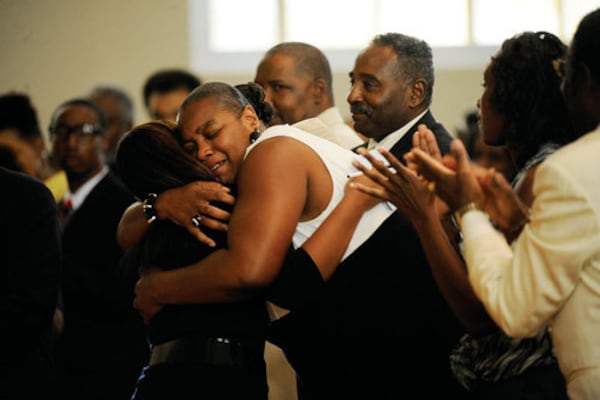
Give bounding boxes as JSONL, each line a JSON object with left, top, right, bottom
{"left": 128, "top": 216, "right": 269, "bottom": 400}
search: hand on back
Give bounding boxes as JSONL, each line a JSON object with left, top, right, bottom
{"left": 158, "top": 181, "right": 235, "bottom": 247}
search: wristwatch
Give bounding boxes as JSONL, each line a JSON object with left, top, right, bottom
{"left": 142, "top": 193, "right": 158, "bottom": 224}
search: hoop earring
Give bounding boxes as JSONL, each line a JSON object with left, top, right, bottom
{"left": 249, "top": 129, "right": 261, "bottom": 143}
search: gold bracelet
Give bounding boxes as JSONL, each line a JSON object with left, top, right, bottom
{"left": 453, "top": 202, "right": 480, "bottom": 227}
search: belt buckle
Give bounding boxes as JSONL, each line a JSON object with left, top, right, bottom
{"left": 207, "top": 337, "right": 239, "bottom": 366}
{"left": 149, "top": 336, "right": 250, "bottom": 367}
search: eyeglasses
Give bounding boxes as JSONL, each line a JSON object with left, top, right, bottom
{"left": 50, "top": 123, "right": 103, "bottom": 144}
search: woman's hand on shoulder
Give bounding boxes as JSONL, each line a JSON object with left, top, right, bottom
{"left": 344, "top": 174, "right": 383, "bottom": 212}
{"left": 351, "top": 147, "right": 435, "bottom": 221}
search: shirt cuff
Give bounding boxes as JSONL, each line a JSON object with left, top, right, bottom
{"left": 461, "top": 209, "right": 497, "bottom": 239}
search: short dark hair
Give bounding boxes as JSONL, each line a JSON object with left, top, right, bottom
{"left": 372, "top": 33, "right": 435, "bottom": 106}
{"left": 181, "top": 81, "right": 250, "bottom": 120}
{"left": 0, "top": 92, "right": 42, "bottom": 140}
{"left": 263, "top": 42, "right": 334, "bottom": 99}
{"left": 49, "top": 98, "right": 108, "bottom": 134}
{"left": 143, "top": 69, "right": 202, "bottom": 108}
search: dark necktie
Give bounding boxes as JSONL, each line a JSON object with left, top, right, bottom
{"left": 352, "top": 138, "right": 379, "bottom": 153}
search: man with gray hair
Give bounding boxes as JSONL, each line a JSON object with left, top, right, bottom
{"left": 89, "top": 85, "right": 134, "bottom": 175}
{"left": 348, "top": 32, "right": 453, "bottom": 154}
{"left": 267, "top": 33, "right": 468, "bottom": 399}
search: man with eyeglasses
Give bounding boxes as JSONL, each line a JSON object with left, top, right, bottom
{"left": 49, "top": 98, "right": 149, "bottom": 400}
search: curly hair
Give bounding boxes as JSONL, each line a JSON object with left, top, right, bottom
{"left": 488, "top": 31, "right": 571, "bottom": 169}
{"left": 235, "top": 82, "right": 273, "bottom": 126}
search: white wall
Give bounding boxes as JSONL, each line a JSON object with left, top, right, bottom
{"left": 0, "top": 0, "right": 485, "bottom": 140}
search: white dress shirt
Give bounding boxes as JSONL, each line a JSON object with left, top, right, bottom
{"left": 293, "top": 107, "right": 362, "bottom": 149}
{"left": 63, "top": 166, "right": 109, "bottom": 212}
{"left": 377, "top": 109, "right": 428, "bottom": 150}
{"left": 316, "top": 106, "right": 363, "bottom": 149}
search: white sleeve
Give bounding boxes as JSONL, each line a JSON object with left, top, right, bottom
{"left": 462, "top": 160, "right": 596, "bottom": 337}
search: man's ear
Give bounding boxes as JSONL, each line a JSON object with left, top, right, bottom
{"left": 409, "top": 80, "right": 426, "bottom": 108}
{"left": 311, "top": 78, "right": 327, "bottom": 105}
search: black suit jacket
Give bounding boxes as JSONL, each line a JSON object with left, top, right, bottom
{"left": 351, "top": 110, "right": 453, "bottom": 159}
{"left": 389, "top": 110, "right": 453, "bottom": 157}
{"left": 269, "top": 111, "right": 470, "bottom": 399}
{"left": 55, "top": 171, "right": 149, "bottom": 399}
{"left": 0, "top": 167, "right": 61, "bottom": 398}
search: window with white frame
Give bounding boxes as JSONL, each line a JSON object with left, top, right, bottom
{"left": 189, "top": 0, "right": 599, "bottom": 73}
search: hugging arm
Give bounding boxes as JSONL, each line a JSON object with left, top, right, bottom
{"left": 268, "top": 175, "right": 381, "bottom": 310}
{"left": 134, "top": 139, "right": 380, "bottom": 322}
{"left": 133, "top": 138, "right": 318, "bottom": 321}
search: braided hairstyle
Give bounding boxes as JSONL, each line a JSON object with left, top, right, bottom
{"left": 235, "top": 82, "right": 273, "bottom": 126}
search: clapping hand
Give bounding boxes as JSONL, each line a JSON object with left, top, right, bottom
{"left": 350, "top": 147, "right": 435, "bottom": 222}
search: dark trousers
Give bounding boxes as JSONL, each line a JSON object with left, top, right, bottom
{"left": 131, "top": 362, "right": 268, "bottom": 400}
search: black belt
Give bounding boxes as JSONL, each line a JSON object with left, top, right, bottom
{"left": 149, "top": 335, "right": 263, "bottom": 368}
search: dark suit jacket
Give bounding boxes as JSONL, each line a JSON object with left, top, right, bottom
{"left": 269, "top": 111, "right": 470, "bottom": 399}
{"left": 55, "top": 171, "right": 149, "bottom": 399}
{"left": 352, "top": 110, "right": 453, "bottom": 158}
{"left": 0, "top": 167, "right": 61, "bottom": 398}
{"left": 389, "top": 110, "right": 454, "bottom": 157}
